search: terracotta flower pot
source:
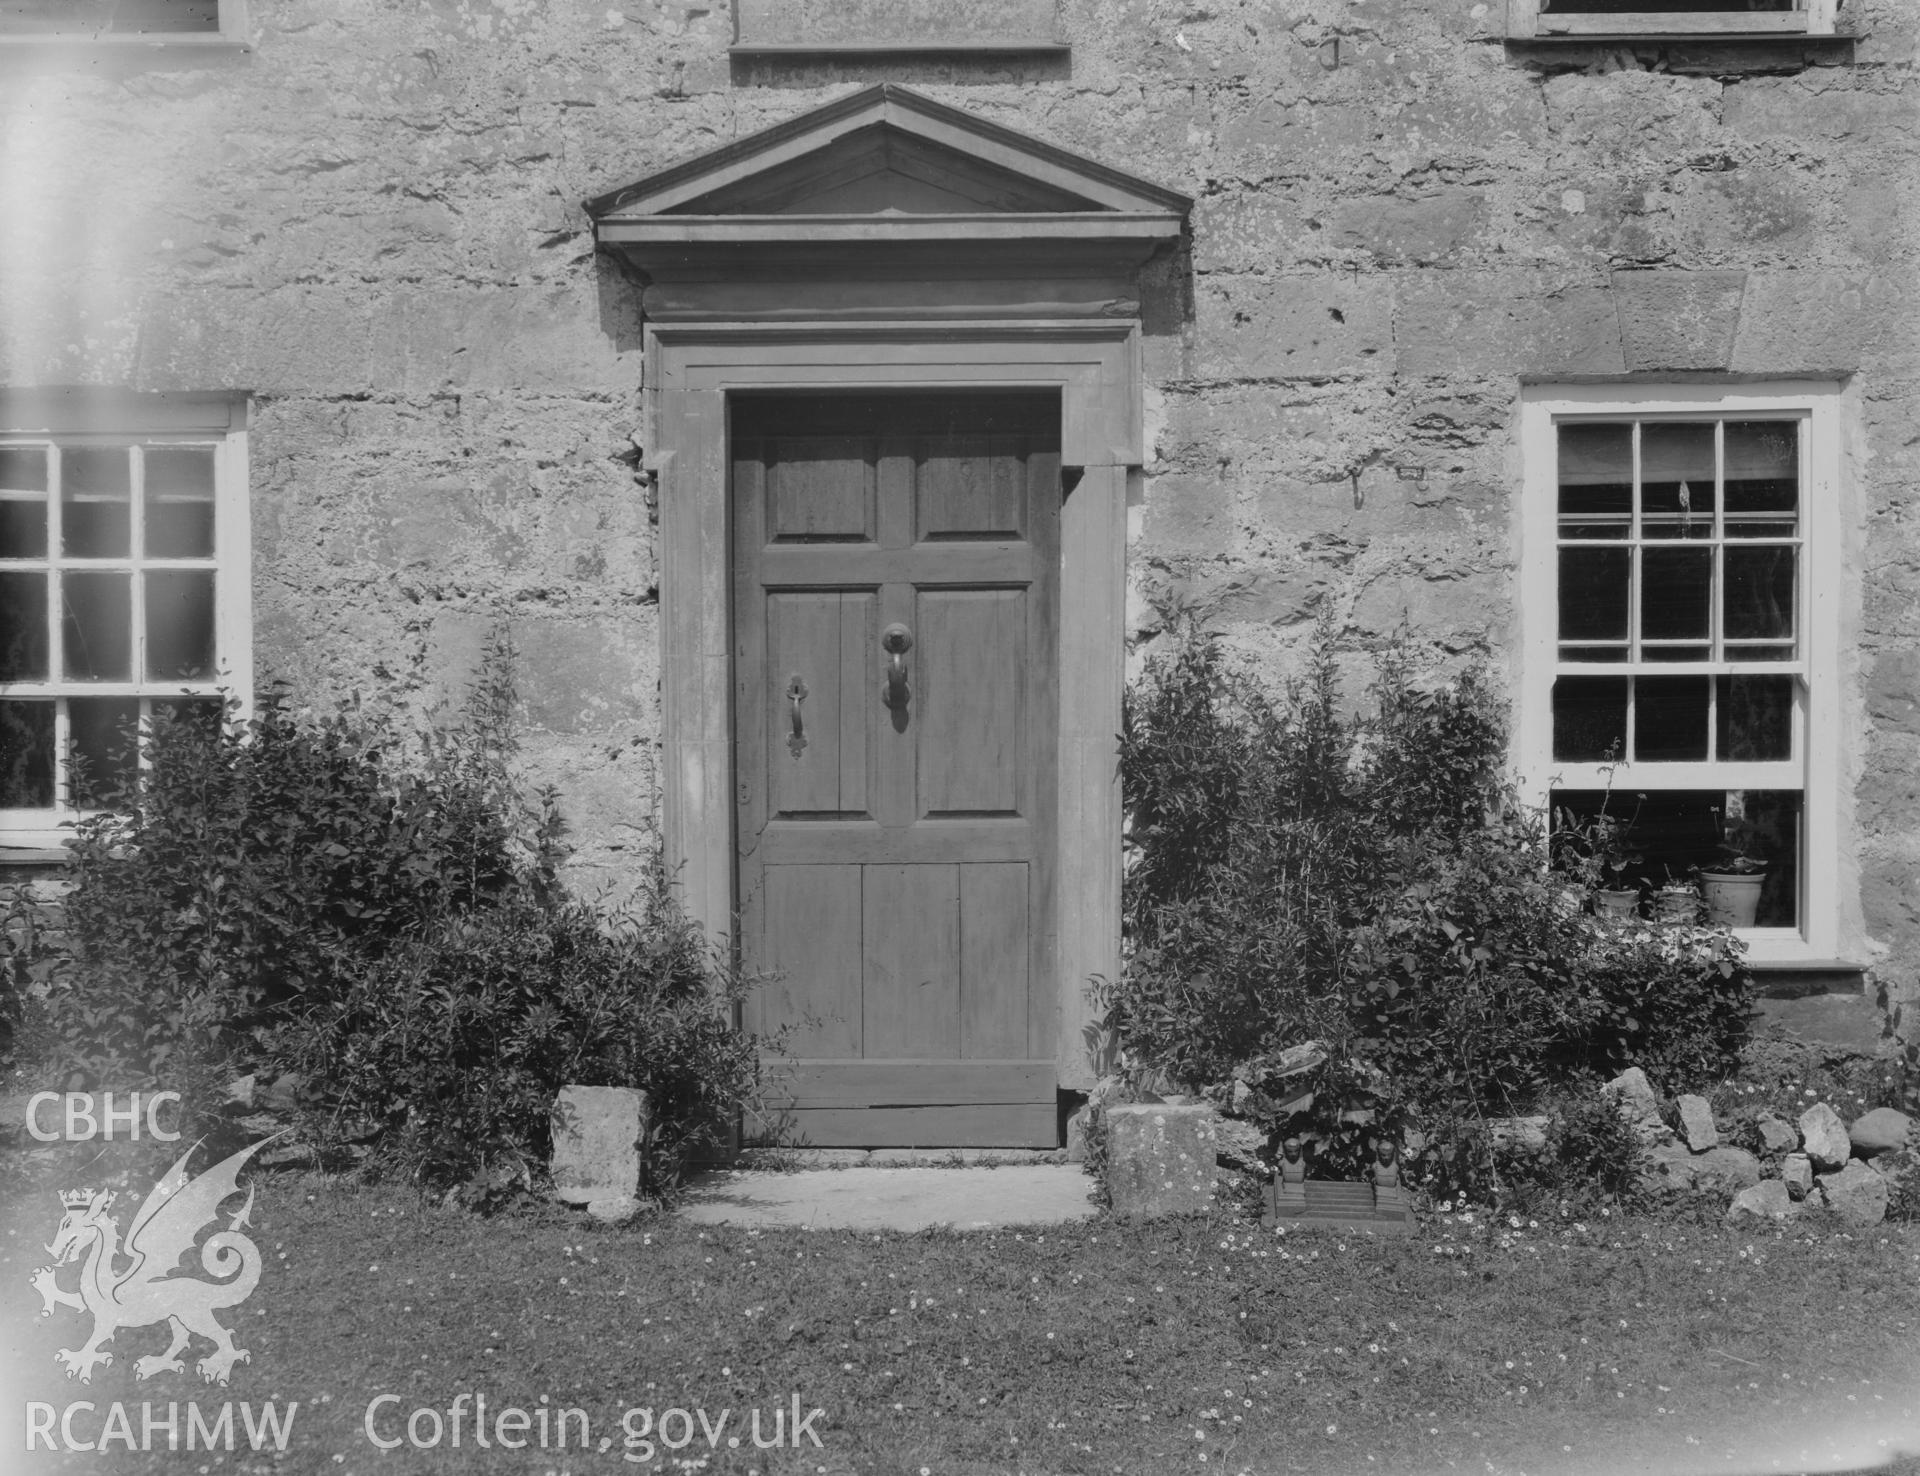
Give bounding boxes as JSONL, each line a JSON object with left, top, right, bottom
{"left": 1594, "top": 888, "right": 1640, "bottom": 920}
{"left": 1699, "top": 869, "right": 1765, "bottom": 929}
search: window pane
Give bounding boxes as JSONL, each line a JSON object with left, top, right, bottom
{"left": 1558, "top": 547, "right": 1629, "bottom": 642}
{"left": 0, "top": 0, "right": 220, "bottom": 32}
{"left": 67, "top": 697, "right": 140, "bottom": 807}
{"left": 1558, "top": 423, "right": 1632, "bottom": 537}
{"left": 1636, "top": 675, "right": 1709, "bottom": 761}
{"left": 1552, "top": 675, "right": 1627, "bottom": 762}
{"left": 62, "top": 571, "right": 132, "bottom": 680}
{"left": 151, "top": 696, "right": 225, "bottom": 737}
{"left": 1724, "top": 545, "right": 1795, "bottom": 644}
{"left": 0, "top": 700, "right": 53, "bottom": 808}
{"left": 1552, "top": 786, "right": 1801, "bottom": 927}
{"left": 1724, "top": 420, "right": 1798, "bottom": 537}
{"left": 145, "top": 569, "right": 216, "bottom": 680}
{"left": 0, "top": 571, "right": 48, "bottom": 680}
{"left": 1640, "top": 423, "right": 1714, "bottom": 539}
{"left": 1717, "top": 675, "right": 1793, "bottom": 761}
{"left": 1641, "top": 546, "right": 1711, "bottom": 642}
{"left": 60, "top": 446, "right": 131, "bottom": 558}
{"left": 144, "top": 446, "right": 216, "bottom": 557}
{"left": 0, "top": 446, "right": 48, "bottom": 559}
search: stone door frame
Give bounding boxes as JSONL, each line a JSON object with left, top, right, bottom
{"left": 647, "top": 319, "right": 1140, "bottom": 1089}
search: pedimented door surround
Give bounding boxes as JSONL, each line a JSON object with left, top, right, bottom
{"left": 589, "top": 85, "right": 1189, "bottom": 1101}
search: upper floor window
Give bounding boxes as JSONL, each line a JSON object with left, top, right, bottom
{"left": 0, "top": 0, "right": 246, "bottom": 44}
{"left": 0, "top": 394, "right": 249, "bottom": 858}
{"left": 1508, "top": 0, "right": 1840, "bottom": 39}
{"left": 1517, "top": 383, "right": 1845, "bottom": 966}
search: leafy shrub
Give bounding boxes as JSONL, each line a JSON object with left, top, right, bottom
{"left": 275, "top": 862, "right": 757, "bottom": 1194}
{"left": 1108, "top": 611, "right": 1754, "bottom": 1185}
{"left": 1492, "top": 1091, "right": 1652, "bottom": 1217}
{"left": 29, "top": 632, "right": 761, "bottom": 1193}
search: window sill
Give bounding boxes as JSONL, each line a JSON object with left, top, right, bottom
{"left": 1737, "top": 931, "right": 1851, "bottom": 969}
{"left": 0, "top": 844, "right": 70, "bottom": 867}
{"left": 0, "top": 34, "right": 249, "bottom": 49}
{"left": 728, "top": 40, "right": 1068, "bottom": 56}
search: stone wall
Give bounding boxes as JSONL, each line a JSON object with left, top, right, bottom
{"left": 0, "top": 0, "right": 1914, "bottom": 974}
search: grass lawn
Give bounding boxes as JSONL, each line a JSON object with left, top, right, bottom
{"left": 5, "top": 1170, "right": 1920, "bottom": 1476}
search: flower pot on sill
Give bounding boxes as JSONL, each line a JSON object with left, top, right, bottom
{"left": 1594, "top": 888, "right": 1640, "bottom": 920}
{"left": 1654, "top": 888, "right": 1700, "bottom": 925}
{"left": 1700, "top": 869, "right": 1765, "bottom": 929}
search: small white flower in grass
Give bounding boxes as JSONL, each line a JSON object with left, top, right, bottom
{"left": 1327, "top": 1424, "right": 1338, "bottom": 1435}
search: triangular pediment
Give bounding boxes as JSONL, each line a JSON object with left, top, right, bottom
{"left": 586, "top": 83, "right": 1190, "bottom": 224}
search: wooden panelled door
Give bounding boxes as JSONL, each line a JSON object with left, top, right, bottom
{"left": 733, "top": 392, "right": 1060, "bottom": 1147}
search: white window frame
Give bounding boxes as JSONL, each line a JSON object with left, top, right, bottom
{"left": 0, "top": 0, "right": 248, "bottom": 48}
{"left": 1506, "top": 0, "right": 1839, "bottom": 39}
{"left": 0, "top": 392, "right": 250, "bottom": 858}
{"left": 1516, "top": 381, "right": 1844, "bottom": 966}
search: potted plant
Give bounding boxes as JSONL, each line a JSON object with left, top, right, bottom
{"left": 1699, "top": 814, "right": 1767, "bottom": 929}
{"left": 1553, "top": 799, "right": 1642, "bottom": 919}
{"left": 1653, "top": 872, "right": 1700, "bottom": 925}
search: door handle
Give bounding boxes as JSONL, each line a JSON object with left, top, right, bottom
{"left": 881, "top": 624, "right": 913, "bottom": 713}
{"left": 786, "top": 674, "right": 808, "bottom": 758}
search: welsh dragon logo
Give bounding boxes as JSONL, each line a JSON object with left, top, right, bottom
{"left": 29, "top": 1137, "right": 274, "bottom": 1386}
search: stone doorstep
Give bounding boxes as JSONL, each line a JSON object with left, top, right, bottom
{"left": 733, "top": 1147, "right": 1070, "bottom": 1170}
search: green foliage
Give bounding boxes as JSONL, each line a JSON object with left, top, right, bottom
{"left": 275, "top": 862, "right": 757, "bottom": 1194}
{"left": 1109, "top": 611, "right": 1754, "bottom": 1184}
{"left": 1494, "top": 1091, "right": 1652, "bottom": 1217}
{"left": 29, "top": 631, "right": 759, "bottom": 1193}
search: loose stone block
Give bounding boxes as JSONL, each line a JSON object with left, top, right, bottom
{"left": 1782, "top": 1153, "right": 1814, "bottom": 1199}
{"left": 1757, "top": 1113, "right": 1800, "bottom": 1154}
{"left": 1817, "top": 1160, "right": 1890, "bottom": 1228}
{"left": 551, "top": 1085, "right": 647, "bottom": 1207}
{"left": 1693, "top": 1146, "right": 1762, "bottom": 1193}
{"left": 1602, "top": 1068, "right": 1672, "bottom": 1143}
{"left": 1800, "top": 1102, "right": 1852, "bottom": 1170}
{"left": 1678, "top": 1094, "right": 1718, "bottom": 1153}
{"left": 1104, "top": 1104, "right": 1219, "bottom": 1219}
{"left": 1849, "top": 1107, "right": 1913, "bottom": 1158}
{"left": 1728, "top": 1179, "right": 1801, "bottom": 1222}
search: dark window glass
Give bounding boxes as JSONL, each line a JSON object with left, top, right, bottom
{"left": 1552, "top": 676, "right": 1627, "bottom": 762}
{"left": 1641, "top": 546, "right": 1711, "bottom": 642}
{"left": 145, "top": 446, "right": 216, "bottom": 557}
{"left": 145, "top": 570, "right": 216, "bottom": 679}
{"left": 1724, "top": 545, "right": 1796, "bottom": 645}
{"left": 62, "top": 571, "right": 132, "bottom": 680}
{"left": 1640, "top": 423, "right": 1714, "bottom": 540}
{"left": 1725, "top": 421, "right": 1798, "bottom": 537}
{"left": 0, "top": 572, "right": 48, "bottom": 680}
{"left": 67, "top": 697, "right": 140, "bottom": 806}
{"left": 1558, "top": 547, "right": 1629, "bottom": 643}
{"left": 60, "top": 447, "right": 130, "bottom": 558}
{"left": 1558, "top": 423, "right": 1632, "bottom": 537}
{"left": 1541, "top": 0, "right": 1792, "bottom": 10}
{"left": 1636, "top": 675, "right": 1709, "bottom": 761}
{"left": 0, "top": 447, "right": 48, "bottom": 560}
{"left": 1717, "top": 675, "right": 1793, "bottom": 762}
{"left": 0, "top": 700, "right": 53, "bottom": 807}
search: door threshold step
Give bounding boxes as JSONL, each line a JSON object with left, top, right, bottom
{"left": 733, "top": 1146, "right": 1072, "bottom": 1170}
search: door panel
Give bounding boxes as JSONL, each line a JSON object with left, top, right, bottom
{"left": 765, "top": 591, "right": 872, "bottom": 818}
{"left": 734, "top": 392, "right": 1060, "bottom": 1147}
{"left": 918, "top": 587, "right": 1026, "bottom": 817}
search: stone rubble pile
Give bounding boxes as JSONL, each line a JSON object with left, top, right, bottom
{"left": 1607, "top": 1068, "right": 1911, "bottom": 1228}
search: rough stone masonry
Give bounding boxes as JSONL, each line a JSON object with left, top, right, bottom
{"left": 0, "top": 0, "right": 1914, "bottom": 1021}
